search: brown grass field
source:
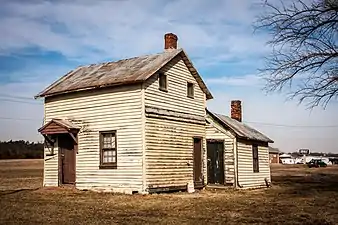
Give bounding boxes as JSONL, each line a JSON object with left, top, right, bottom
{"left": 1, "top": 160, "right": 338, "bottom": 225}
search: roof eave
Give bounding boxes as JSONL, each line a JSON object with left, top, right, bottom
{"left": 35, "top": 79, "right": 144, "bottom": 99}
{"left": 237, "top": 135, "right": 274, "bottom": 144}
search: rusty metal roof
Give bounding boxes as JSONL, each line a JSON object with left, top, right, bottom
{"left": 35, "top": 49, "right": 213, "bottom": 99}
{"left": 207, "top": 109, "right": 274, "bottom": 143}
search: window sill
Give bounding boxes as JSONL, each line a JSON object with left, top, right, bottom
{"left": 187, "top": 95, "right": 194, "bottom": 99}
{"left": 159, "top": 87, "right": 168, "bottom": 92}
{"left": 99, "top": 164, "right": 117, "bottom": 169}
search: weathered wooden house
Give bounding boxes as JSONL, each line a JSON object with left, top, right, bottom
{"left": 35, "top": 33, "right": 213, "bottom": 194}
{"left": 206, "top": 101, "right": 274, "bottom": 189}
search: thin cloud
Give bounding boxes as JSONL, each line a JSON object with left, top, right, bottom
{"left": 0, "top": 0, "right": 270, "bottom": 62}
{"left": 206, "top": 74, "right": 263, "bottom": 87}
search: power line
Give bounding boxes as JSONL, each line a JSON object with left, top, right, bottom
{"left": 0, "top": 94, "right": 335, "bottom": 128}
{"left": 1, "top": 116, "right": 337, "bottom": 129}
{"left": 244, "top": 121, "right": 338, "bottom": 128}
{"left": 0, "top": 98, "right": 42, "bottom": 105}
{"left": 0, "top": 117, "right": 40, "bottom": 121}
{"left": 0, "top": 93, "right": 42, "bottom": 105}
{"left": 0, "top": 94, "right": 35, "bottom": 101}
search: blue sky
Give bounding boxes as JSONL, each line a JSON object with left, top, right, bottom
{"left": 0, "top": 0, "right": 337, "bottom": 153}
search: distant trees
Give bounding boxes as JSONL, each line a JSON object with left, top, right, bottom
{"left": 287, "top": 151, "right": 338, "bottom": 158}
{"left": 255, "top": 0, "right": 338, "bottom": 108}
{"left": 0, "top": 140, "right": 43, "bottom": 159}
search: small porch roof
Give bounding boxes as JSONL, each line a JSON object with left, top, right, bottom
{"left": 38, "top": 119, "right": 80, "bottom": 135}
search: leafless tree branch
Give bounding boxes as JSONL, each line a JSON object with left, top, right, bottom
{"left": 255, "top": 0, "right": 338, "bottom": 108}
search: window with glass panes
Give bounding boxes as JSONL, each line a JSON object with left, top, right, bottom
{"left": 158, "top": 72, "right": 168, "bottom": 91}
{"left": 187, "top": 82, "right": 194, "bottom": 98}
{"left": 99, "top": 131, "right": 117, "bottom": 169}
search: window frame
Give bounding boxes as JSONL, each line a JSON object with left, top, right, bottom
{"left": 187, "top": 82, "right": 194, "bottom": 98}
{"left": 99, "top": 131, "right": 117, "bottom": 169}
{"left": 158, "top": 72, "right": 168, "bottom": 92}
{"left": 252, "top": 144, "right": 259, "bottom": 173}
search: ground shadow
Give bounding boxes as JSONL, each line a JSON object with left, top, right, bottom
{"left": 0, "top": 188, "right": 40, "bottom": 196}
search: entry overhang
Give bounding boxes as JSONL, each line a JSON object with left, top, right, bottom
{"left": 38, "top": 119, "right": 80, "bottom": 135}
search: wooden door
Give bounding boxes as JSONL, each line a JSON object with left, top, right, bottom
{"left": 207, "top": 141, "right": 224, "bottom": 185}
{"left": 58, "top": 134, "right": 76, "bottom": 185}
{"left": 193, "top": 138, "right": 203, "bottom": 188}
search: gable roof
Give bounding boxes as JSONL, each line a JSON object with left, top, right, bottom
{"left": 38, "top": 119, "right": 80, "bottom": 135}
{"left": 269, "top": 147, "right": 280, "bottom": 154}
{"left": 207, "top": 109, "right": 274, "bottom": 143}
{"left": 35, "top": 49, "right": 213, "bottom": 99}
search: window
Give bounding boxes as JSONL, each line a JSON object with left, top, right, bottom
{"left": 252, "top": 144, "right": 259, "bottom": 172}
{"left": 99, "top": 131, "right": 117, "bottom": 169}
{"left": 159, "top": 72, "right": 168, "bottom": 91}
{"left": 187, "top": 82, "right": 194, "bottom": 98}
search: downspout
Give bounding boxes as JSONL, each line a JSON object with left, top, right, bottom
{"left": 234, "top": 138, "right": 243, "bottom": 188}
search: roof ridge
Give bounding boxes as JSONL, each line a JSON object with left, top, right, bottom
{"left": 80, "top": 48, "right": 184, "bottom": 68}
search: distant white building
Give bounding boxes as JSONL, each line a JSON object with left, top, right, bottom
{"left": 279, "top": 152, "right": 333, "bottom": 165}
{"left": 279, "top": 154, "right": 295, "bottom": 164}
{"left": 304, "top": 156, "right": 331, "bottom": 165}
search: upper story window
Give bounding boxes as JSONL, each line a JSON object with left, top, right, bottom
{"left": 187, "top": 82, "right": 194, "bottom": 98}
{"left": 252, "top": 144, "right": 259, "bottom": 173}
{"left": 99, "top": 131, "right": 117, "bottom": 169}
{"left": 159, "top": 72, "right": 168, "bottom": 92}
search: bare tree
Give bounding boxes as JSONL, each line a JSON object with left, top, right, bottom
{"left": 255, "top": 0, "right": 338, "bottom": 108}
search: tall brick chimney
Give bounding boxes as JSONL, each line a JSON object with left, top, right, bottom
{"left": 164, "top": 33, "right": 178, "bottom": 50}
{"left": 231, "top": 100, "right": 242, "bottom": 122}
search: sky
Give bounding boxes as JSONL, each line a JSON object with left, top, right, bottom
{"left": 0, "top": 0, "right": 337, "bottom": 153}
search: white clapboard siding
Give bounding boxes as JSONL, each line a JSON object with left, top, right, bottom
{"left": 144, "top": 54, "right": 207, "bottom": 189}
{"left": 43, "top": 138, "right": 59, "bottom": 186}
{"left": 44, "top": 85, "right": 143, "bottom": 194}
{"left": 145, "top": 118, "right": 206, "bottom": 188}
{"left": 206, "top": 116, "right": 236, "bottom": 185}
{"left": 144, "top": 56, "right": 206, "bottom": 116}
{"left": 237, "top": 141, "right": 271, "bottom": 188}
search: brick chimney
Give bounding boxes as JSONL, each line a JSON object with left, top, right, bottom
{"left": 231, "top": 100, "right": 242, "bottom": 122}
{"left": 164, "top": 33, "right": 178, "bottom": 50}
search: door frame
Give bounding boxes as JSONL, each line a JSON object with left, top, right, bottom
{"left": 193, "top": 137, "right": 204, "bottom": 189}
{"left": 57, "top": 133, "right": 77, "bottom": 186}
{"left": 207, "top": 139, "right": 225, "bottom": 185}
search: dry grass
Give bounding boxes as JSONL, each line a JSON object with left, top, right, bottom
{"left": 1, "top": 160, "right": 338, "bottom": 225}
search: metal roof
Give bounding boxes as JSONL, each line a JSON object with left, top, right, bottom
{"left": 35, "top": 49, "right": 213, "bottom": 99}
{"left": 207, "top": 109, "right": 274, "bottom": 143}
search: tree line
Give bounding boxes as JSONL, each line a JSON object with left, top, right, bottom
{"left": 0, "top": 140, "right": 43, "bottom": 159}
{"left": 287, "top": 151, "right": 338, "bottom": 158}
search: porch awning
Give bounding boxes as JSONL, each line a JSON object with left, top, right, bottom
{"left": 38, "top": 119, "right": 80, "bottom": 135}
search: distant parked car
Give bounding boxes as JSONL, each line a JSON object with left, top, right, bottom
{"left": 307, "top": 159, "right": 327, "bottom": 168}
